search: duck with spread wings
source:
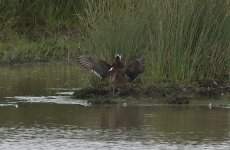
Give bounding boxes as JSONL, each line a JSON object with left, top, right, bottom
{"left": 77, "top": 54, "right": 144, "bottom": 92}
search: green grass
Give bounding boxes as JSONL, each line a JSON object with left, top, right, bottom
{"left": 0, "top": 30, "right": 81, "bottom": 62}
{"left": 0, "top": 0, "right": 84, "bottom": 62}
{"left": 146, "top": 0, "right": 230, "bottom": 82}
{"left": 80, "top": 0, "right": 230, "bottom": 85}
{"left": 79, "top": 0, "right": 149, "bottom": 61}
{"left": 0, "top": 0, "right": 83, "bottom": 32}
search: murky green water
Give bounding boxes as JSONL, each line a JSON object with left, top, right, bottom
{"left": 0, "top": 64, "right": 230, "bottom": 150}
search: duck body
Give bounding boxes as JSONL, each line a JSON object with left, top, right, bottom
{"left": 77, "top": 54, "right": 144, "bottom": 92}
{"left": 110, "top": 58, "right": 126, "bottom": 91}
{"left": 110, "top": 68, "right": 126, "bottom": 91}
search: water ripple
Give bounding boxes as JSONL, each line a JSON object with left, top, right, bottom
{"left": 0, "top": 126, "right": 229, "bottom": 150}
{"left": 5, "top": 96, "right": 88, "bottom": 106}
{"left": 0, "top": 103, "right": 18, "bottom": 108}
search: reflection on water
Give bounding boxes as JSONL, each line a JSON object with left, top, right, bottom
{"left": 0, "top": 63, "right": 87, "bottom": 98}
{"left": 0, "top": 104, "right": 230, "bottom": 149}
{"left": 0, "top": 64, "right": 230, "bottom": 149}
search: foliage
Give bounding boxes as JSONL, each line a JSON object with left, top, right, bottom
{"left": 0, "top": 0, "right": 83, "bottom": 33}
{"left": 0, "top": 0, "right": 83, "bottom": 62}
{"left": 80, "top": 0, "right": 230, "bottom": 84}
{"left": 0, "top": 30, "right": 80, "bottom": 62}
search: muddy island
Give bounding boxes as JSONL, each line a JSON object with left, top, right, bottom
{"left": 73, "top": 80, "right": 230, "bottom": 105}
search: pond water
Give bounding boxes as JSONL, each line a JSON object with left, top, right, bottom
{"left": 0, "top": 63, "right": 230, "bottom": 150}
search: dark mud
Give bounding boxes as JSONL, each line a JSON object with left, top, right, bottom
{"left": 73, "top": 80, "right": 230, "bottom": 105}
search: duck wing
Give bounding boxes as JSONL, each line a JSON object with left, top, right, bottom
{"left": 125, "top": 57, "right": 145, "bottom": 81}
{"left": 77, "top": 55, "right": 112, "bottom": 78}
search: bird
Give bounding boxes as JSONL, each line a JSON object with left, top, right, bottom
{"left": 77, "top": 54, "right": 144, "bottom": 92}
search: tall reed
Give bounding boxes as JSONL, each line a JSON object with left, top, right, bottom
{"left": 80, "top": 0, "right": 230, "bottom": 84}
{"left": 80, "top": 0, "right": 149, "bottom": 62}
{"left": 147, "top": 0, "right": 230, "bottom": 82}
{"left": 0, "top": 0, "right": 83, "bottom": 62}
{"left": 0, "top": 0, "right": 84, "bottom": 33}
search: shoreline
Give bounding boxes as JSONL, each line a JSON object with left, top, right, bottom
{"left": 1, "top": 61, "right": 229, "bottom": 105}
{"left": 73, "top": 80, "right": 230, "bottom": 105}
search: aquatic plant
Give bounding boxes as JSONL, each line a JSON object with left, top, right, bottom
{"left": 0, "top": 0, "right": 84, "bottom": 62}
{"left": 0, "top": 0, "right": 83, "bottom": 32}
{"left": 80, "top": 0, "right": 230, "bottom": 85}
{"left": 0, "top": 31, "right": 81, "bottom": 62}
{"left": 79, "top": 0, "right": 149, "bottom": 61}
{"left": 147, "top": 0, "right": 230, "bottom": 83}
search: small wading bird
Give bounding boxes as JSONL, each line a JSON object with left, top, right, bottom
{"left": 77, "top": 54, "right": 144, "bottom": 92}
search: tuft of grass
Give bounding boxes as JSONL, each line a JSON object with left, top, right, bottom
{"left": 150, "top": 0, "right": 230, "bottom": 83}
{"left": 0, "top": 0, "right": 85, "bottom": 63}
{"left": 79, "top": 0, "right": 149, "bottom": 62}
{"left": 0, "top": 0, "right": 84, "bottom": 33}
{"left": 0, "top": 30, "right": 81, "bottom": 62}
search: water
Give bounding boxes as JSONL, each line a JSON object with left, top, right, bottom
{"left": 0, "top": 63, "right": 230, "bottom": 150}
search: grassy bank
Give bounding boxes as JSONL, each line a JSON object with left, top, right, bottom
{"left": 0, "top": 31, "right": 81, "bottom": 63}
{"left": 0, "top": 0, "right": 230, "bottom": 85}
{"left": 0, "top": 0, "right": 83, "bottom": 62}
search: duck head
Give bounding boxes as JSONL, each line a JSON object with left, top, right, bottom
{"left": 113, "top": 54, "right": 123, "bottom": 67}
{"left": 115, "top": 54, "right": 122, "bottom": 61}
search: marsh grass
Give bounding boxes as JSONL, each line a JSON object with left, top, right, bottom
{"left": 0, "top": 0, "right": 83, "bottom": 32}
{"left": 80, "top": 0, "right": 149, "bottom": 62}
{"left": 80, "top": 0, "right": 230, "bottom": 86}
{"left": 0, "top": 30, "right": 81, "bottom": 62}
{"left": 0, "top": 0, "right": 83, "bottom": 62}
{"left": 148, "top": 0, "right": 230, "bottom": 82}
